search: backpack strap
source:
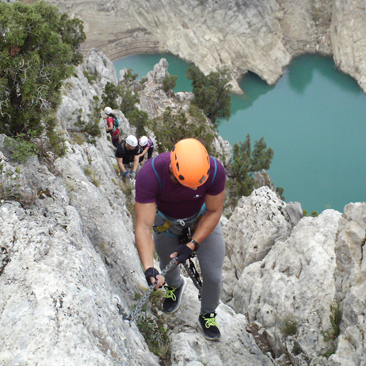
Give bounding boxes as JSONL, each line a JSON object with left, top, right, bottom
{"left": 209, "top": 156, "right": 217, "bottom": 188}
{"left": 151, "top": 156, "right": 162, "bottom": 190}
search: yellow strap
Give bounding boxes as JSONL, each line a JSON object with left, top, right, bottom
{"left": 154, "top": 220, "right": 171, "bottom": 233}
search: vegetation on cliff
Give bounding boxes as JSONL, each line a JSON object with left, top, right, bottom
{"left": 186, "top": 65, "right": 232, "bottom": 126}
{"left": 0, "top": 0, "right": 86, "bottom": 162}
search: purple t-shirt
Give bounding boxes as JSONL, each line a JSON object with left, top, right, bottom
{"left": 135, "top": 152, "right": 226, "bottom": 218}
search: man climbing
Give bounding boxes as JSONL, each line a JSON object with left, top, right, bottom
{"left": 137, "top": 135, "right": 154, "bottom": 162}
{"left": 115, "top": 135, "right": 142, "bottom": 179}
{"left": 134, "top": 138, "right": 226, "bottom": 341}
{"left": 103, "top": 106, "right": 120, "bottom": 147}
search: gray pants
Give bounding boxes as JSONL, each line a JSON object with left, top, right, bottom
{"left": 153, "top": 214, "right": 225, "bottom": 315}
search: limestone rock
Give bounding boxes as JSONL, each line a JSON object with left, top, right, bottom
{"left": 222, "top": 186, "right": 302, "bottom": 301}
{"left": 0, "top": 147, "right": 157, "bottom": 365}
{"left": 44, "top": 0, "right": 366, "bottom": 93}
{"left": 231, "top": 208, "right": 345, "bottom": 363}
{"left": 58, "top": 49, "right": 134, "bottom": 138}
{"left": 330, "top": 203, "right": 366, "bottom": 365}
{"left": 0, "top": 51, "right": 271, "bottom": 366}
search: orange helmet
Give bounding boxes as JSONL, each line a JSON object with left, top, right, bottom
{"left": 170, "top": 138, "right": 210, "bottom": 188}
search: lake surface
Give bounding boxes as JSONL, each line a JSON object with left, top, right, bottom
{"left": 114, "top": 54, "right": 366, "bottom": 214}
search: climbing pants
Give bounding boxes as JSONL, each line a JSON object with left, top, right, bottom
{"left": 153, "top": 213, "right": 225, "bottom": 315}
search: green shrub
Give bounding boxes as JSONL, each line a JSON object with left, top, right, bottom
{"left": 323, "top": 301, "right": 342, "bottom": 342}
{"left": 162, "top": 75, "right": 178, "bottom": 94}
{"left": 84, "top": 167, "right": 92, "bottom": 176}
{"left": 322, "top": 301, "right": 342, "bottom": 358}
{"left": 148, "top": 106, "right": 217, "bottom": 155}
{"left": 292, "top": 341, "right": 302, "bottom": 355}
{"left": 135, "top": 291, "right": 171, "bottom": 363}
{"left": 303, "top": 210, "right": 319, "bottom": 217}
{"left": 124, "top": 68, "right": 138, "bottom": 81}
{"left": 227, "top": 134, "right": 280, "bottom": 205}
{"left": 4, "top": 135, "right": 39, "bottom": 163}
{"left": 83, "top": 70, "right": 97, "bottom": 84}
{"left": 0, "top": 1, "right": 85, "bottom": 161}
{"left": 186, "top": 65, "right": 232, "bottom": 126}
{"left": 0, "top": 163, "right": 37, "bottom": 206}
{"left": 279, "top": 314, "right": 298, "bottom": 337}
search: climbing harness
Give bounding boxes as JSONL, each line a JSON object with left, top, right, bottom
{"left": 152, "top": 206, "right": 205, "bottom": 237}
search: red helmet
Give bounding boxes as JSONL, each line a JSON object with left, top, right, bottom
{"left": 170, "top": 138, "right": 210, "bottom": 188}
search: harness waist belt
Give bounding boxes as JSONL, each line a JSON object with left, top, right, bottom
{"left": 153, "top": 204, "right": 207, "bottom": 234}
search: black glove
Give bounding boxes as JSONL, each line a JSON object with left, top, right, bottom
{"left": 175, "top": 245, "right": 193, "bottom": 264}
{"left": 144, "top": 267, "right": 159, "bottom": 286}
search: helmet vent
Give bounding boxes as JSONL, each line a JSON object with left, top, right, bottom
{"left": 179, "top": 175, "right": 185, "bottom": 181}
{"left": 176, "top": 162, "right": 179, "bottom": 172}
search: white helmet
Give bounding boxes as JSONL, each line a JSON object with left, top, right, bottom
{"left": 104, "top": 106, "right": 113, "bottom": 115}
{"left": 139, "top": 136, "right": 149, "bottom": 147}
{"left": 126, "top": 135, "right": 138, "bottom": 147}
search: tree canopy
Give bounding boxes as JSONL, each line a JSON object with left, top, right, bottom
{"left": 0, "top": 1, "right": 85, "bottom": 160}
{"left": 228, "top": 134, "right": 282, "bottom": 203}
{"left": 148, "top": 105, "right": 217, "bottom": 156}
{"left": 186, "top": 65, "right": 232, "bottom": 126}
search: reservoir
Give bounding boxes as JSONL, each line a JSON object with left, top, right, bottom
{"left": 114, "top": 54, "right": 366, "bottom": 214}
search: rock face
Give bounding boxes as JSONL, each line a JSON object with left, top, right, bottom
{"left": 223, "top": 195, "right": 366, "bottom": 365}
{"left": 42, "top": 0, "right": 366, "bottom": 94}
{"left": 0, "top": 144, "right": 157, "bottom": 365}
{"left": 331, "top": 203, "right": 366, "bottom": 365}
{"left": 0, "top": 51, "right": 270, "bottom": 366}
{"left": 222, "top": 187, "right": 303, "bottom": 302}
{"left": 2, "top": 49, "right": 366, "bottom": 366}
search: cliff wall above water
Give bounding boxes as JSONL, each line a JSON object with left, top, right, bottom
{"left": 40, "top": 0, "right": 366, "bottom": 94}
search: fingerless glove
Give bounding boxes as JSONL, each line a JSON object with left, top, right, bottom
{"left": 144, "top": 267, "right": 159, "bottom": 286}
{"left": 176, "top": 245, "right": 193, "bottom": 264}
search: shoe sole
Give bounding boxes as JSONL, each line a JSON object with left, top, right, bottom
{"left": 163, "top": 277, "right": 187, "bottom": 314}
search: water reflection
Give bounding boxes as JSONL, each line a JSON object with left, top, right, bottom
{"left": 235, "top": 72, "right": 275, "bottom": 112}
{"left": 288, "top": 54, "right": 361, "bottom": 95}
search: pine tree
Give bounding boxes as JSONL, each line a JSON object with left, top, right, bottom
{"left": 0, "top": 1, "right": 85, "bottom": 160}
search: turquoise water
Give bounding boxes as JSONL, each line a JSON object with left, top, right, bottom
{"left": 114, "top": 54, "right": 366, "bottom": 213}
{"left": 114, "top": 54, "right": 193, "bottom": 92}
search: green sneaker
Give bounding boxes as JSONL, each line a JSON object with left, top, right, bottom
{"left": 163, "top": 277, "right": 186, "bottom": 313}
{"left": 198, "top": 312, "right": 221, "bottom": 340}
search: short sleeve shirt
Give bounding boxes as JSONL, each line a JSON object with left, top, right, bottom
{"left": 115, "top": 141, "right": 141, "bottom": 161}
{"left": 106, "top": 116, "right": 114, "bottom": 129}
{"left": 135, "top": 152, "right": 226, "bottom": 218}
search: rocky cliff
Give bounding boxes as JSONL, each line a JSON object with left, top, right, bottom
{"left": 1, "top": 50, "right": 366, "bottom": 366}
{"left": 37, "top": 0, "right": 366, "bottom": 94}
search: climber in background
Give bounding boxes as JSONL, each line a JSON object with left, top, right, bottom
{"left": 104, "top": 106, "right": 120, "bottom": 147}
{"left": 115, "top": 135, "right": 142, "bottom": 179}
{"left": 136, "top": 136, "right": 154, "bottom": 163}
